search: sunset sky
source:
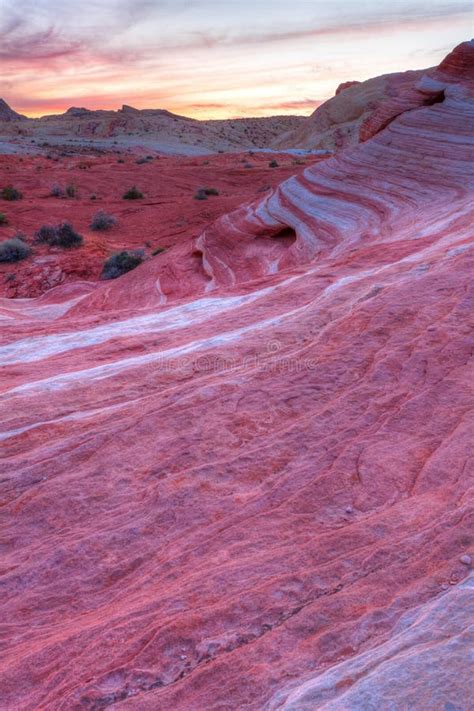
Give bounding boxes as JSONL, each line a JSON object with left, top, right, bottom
{"left": 0, "top": 0, "right": 472, "bottom": 119}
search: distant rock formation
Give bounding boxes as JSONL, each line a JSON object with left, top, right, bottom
{"left": 65, "top": 107, "right": 94, "bottom": 117}
{"left": 335, "top": 80, "right": 360, "bottom": 95}
{"left": 119, "top": 104, "right": 140, "bottom": 114}
{"left": 0, "top": 98, "right": 26, "bottom": 122}
{"left": 0, "top": 99, "right": 305, "bottom": 153}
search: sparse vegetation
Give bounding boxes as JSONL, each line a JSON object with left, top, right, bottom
{"left": 50, "top": 184, "right": 65, "bottom": 198}
{"left": 101, "top": 251, "right": 143, "bottom": 279}
{"left": 152, "top": 246, "right": 166, "bottom": 256}
{"left": 66, "top": 184, "right": 76, "bottom": 198}
{"left": 90, "top": 210, "right": 117, "bottom": 231}
{"left": 35, "top": 222, "right": 83, "bottom": 248}
{"left": 194, "top": 187, "right": 220, "bottom": 200}
{"left": 1, "top": 185, "right": 23, "bottom": 201}
{"left": 269, "top": 160, "right": 279, "bottom": 168}
{"left": 0, "top": 213, "right": 8, "bottom": 225}
{"left": 0, "top": 236, "right": 31, "bottom": 262}
{"left": 123, "top": 186, "right": 144, "bottom": 200}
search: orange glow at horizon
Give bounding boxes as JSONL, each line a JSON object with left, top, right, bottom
{"left": 1, "top": 1, "right": 471, "bottom": 120}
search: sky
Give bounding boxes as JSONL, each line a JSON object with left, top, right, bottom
{"left": 0, "top": 0, "right": 472, "bottom": 119}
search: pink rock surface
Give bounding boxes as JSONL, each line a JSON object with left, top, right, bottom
{"left": 1, "top": 41, "right": 473, "bottom": 710}
{"left": 271, "top": 68, "right": 424, "bottom": 152}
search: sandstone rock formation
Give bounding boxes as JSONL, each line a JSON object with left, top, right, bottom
{"left": 0, "top": 103, "right": 305, "bottom": 155}
{"left": 272, "top": 69, "right": 426, "bottom": 151}
{"left": 0, "top": 98, "right": 26, "bottom": 122}
{"left": 1, "top": 41, "right": 473, "bottom": 710}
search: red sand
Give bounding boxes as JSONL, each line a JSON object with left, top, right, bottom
{"left": 0, "top": 152, "right": 310, "bottom": 298}
{"left": 0, "top": 41, "right": 473, "bottom": 711}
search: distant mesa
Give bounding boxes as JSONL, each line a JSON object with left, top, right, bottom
{"left": 65, "top": 107, "right": 94, "bottom": 117}
{"left": 120, "top": 104, "right": 140, "bottom": 113}
{"left": 0, "top": 98, "right": 26, "bottom": 122}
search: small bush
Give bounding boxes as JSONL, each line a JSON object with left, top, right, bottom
{"left": 194, "top": 188, "right": 207, "bottom": 201}
{"left": 136, "top": 158, "right": 148, "bottom": 165}
{"left": 152, "top": 246, "right": 166, "bottom": 256}
{"left": 34, "top": 225, "right": 57, "bottom": 244}
{"left": 1, "top": 185, "right": 22, "bottom": 201}
{"left": 50, "top": 184, "right": 65, "bottom": 198}
{"left": 123, "top": 186, "right": 143, "bottom": 200}
{"left": 35, "top": 222, "right": 83, "bottom": 248}
{"left": 66, "top": 184, "right": 76, "bottom": 198}
{"left": 0, "top": 236, "right": 31, "bottom": 263}
{"left": 90, "top": 210, "right": 117, "bottom": 231}
{"left": 204, "top": 187, "right": 219, "bottom": 196}
{"left": 101, "top": 251, "right": 143, "bottom": 279}
{"left": 269, "top": 160, "right": 279, "bottom": 168}
{"left": 117, "top": 158, "right": 125, "bottom": 164}
{"left": 0, "top": 213, "right": 8, "bottom": 225}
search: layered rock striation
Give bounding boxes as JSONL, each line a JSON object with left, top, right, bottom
{"left": 1, "top": 41, "right": 473, "bottom": 710}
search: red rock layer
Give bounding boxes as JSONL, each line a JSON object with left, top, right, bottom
{"left": 0, "top": 42, "right": 473, "bottom": 710}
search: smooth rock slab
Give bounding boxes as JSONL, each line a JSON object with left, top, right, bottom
{"left": 0, "top": 41, "right": 473, "bottom": 711}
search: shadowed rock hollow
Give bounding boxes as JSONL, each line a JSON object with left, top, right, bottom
{"left": 0, "top": 41, "right": 473, "bottom": 710}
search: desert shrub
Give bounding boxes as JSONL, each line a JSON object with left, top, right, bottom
{"left": 1, "top": 185, "right": 22, "bottom": 201}
{"left": 0, "top": 213, "right": 8, "bottom": 225}
{"left": 194, "top": 188, "right": 207, "bottom": 200}
{"left": 34, "top": 225, "right": 57, "bottom": 244}
{"left": 66, "top": 184, "right": 76, "bottom": 198}
{"left": 0, "top": 236, "right": 31, "bottom": 262}
{"left": 90, "top": 194, "right": 97, "bottom": 200}
{"left": 152, "top": 246, "right": 166, "bottom": 256}
{"left": 244, "top": 163, "right": 253, "bottom": 169}
{"left": 123, "top": 186, "right": 143, "bottom": 200}
{"left": 90, "top": 210, "right": 117, "bottom": 231}
{"left": 35, "top": 222, "right": 83, "bottom": 248}
{"left": 204, "top": 187, "right": 219, "bottom": 196}
{"left": 50, "top": 184, "right": 65, "bottom": 198}
{"left": 269, "top": 160, "right": 279, "bottom": 168}
{"left": 136, "top": 157, "right": 148, "bottom": 165}
{"left": 101, "top": 251, "right": 143, "bottom": 279}
{"left": 117, "top": 158, "right": 125, "bottom": 164}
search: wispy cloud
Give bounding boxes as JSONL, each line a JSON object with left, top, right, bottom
{"left": 0, "top": 0, "right": 471, "bottom": 118}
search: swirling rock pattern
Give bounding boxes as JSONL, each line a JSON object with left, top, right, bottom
{"left": 1, "top": 42, "right": 473, "bottom": 710}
